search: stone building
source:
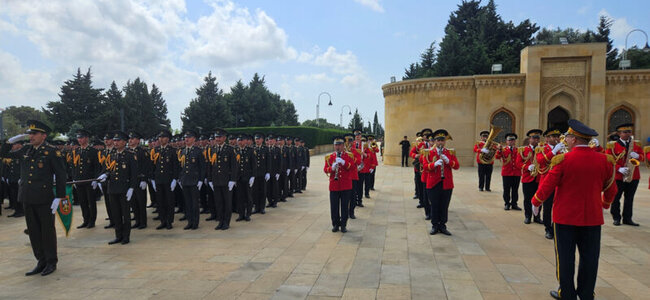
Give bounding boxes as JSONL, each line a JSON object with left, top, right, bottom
{"left": 382, "top": 43, "right": 650, "bottom": 166}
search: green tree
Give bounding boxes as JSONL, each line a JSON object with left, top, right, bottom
{"left": 1, "top": 106, "right": 50, "bottom": 137}
{"left": 595, "top": 16, "right": 619, "bottom": 70}
{"left": 348, "top": 109, "right": 363, "bottom": 130}
{"left": 182, "top": 72, "right": 233, "bottom": 132}
{"left": 624, "top": 47, "right": 650, "bottom": 69}
{"left": 276, "top": 99, "right": 299, "bottom": 126}
{"left": 151, "top": 84, "right": 171, "bottom": 130}
{"left": 372, "top": 111, "right": 379, "bottom": 135}
{"left": 121, "top": 78, "right": 161, "bottom": 137}
{"left": 302, "top": 118, "right": 344, "bottom": 129}
{"left": 96, "top": 81, "right": 123, "bottom": 135}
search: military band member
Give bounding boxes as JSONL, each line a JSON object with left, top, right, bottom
{"left": 531, "top": 119, "right": 617, "bottom": 300}
{"left": 344, "top": 133, "right": 361, "bottom": 219}
{"left": 97, "top": 131, "right": 138, "bottom": 245}
{"left": 266, "top": 134, "right": 282, "bottom": 208}
{"left": 178, "top": 130, "right": 205, "bottom": 230}
{"left": 235, "top": 134, "right": 256, "bottom": 222}
{"left": 324, "top": 136, "right": 354, "bottom": 233}
{"left": 516, "top": 129, "right": 543, "bottom": 225}
{"left": 410, "top": 130, "right": 427, "bottom": 207}
{"left": 474, "top": 130, "right": 495, "bottom": 191}
{"left": 252, "top": 133, "right": 271, "bottom": 214}
{"left": 1, "top": 120, "right": 67, "bottom": 276}
{"left": 606, "top": 123, "right": 644, "bottom": 226}
{"left": 127, "top": 131, "right": 150, "bottom": 229}
{"left": 536, "top": 128, "right": 564, "bottom": 239}
{"left": 367, "top": 134, "right": 379, "bottom": 190}
{"left": 418, "top": 133, "right": 434, "bottom": 220}
{"left": 357, "top": 135, "right": 374, "bottom": 200}
{"left": 208, "top": 129, "right": 238, "bottom": 230}
{"left": 150, "top": 130, "right": 179, "bottom": 230}
{"left": 72, "top": 129, "right": 100, "bottom": 228}
{"left": 425, "top": 129, "right": 459, "bottom": 235}
{"left": 4, "top": 141, "right": 24, "bottom": 218}
{"left": 496, "top": 133, "right": 521, "bottom": 211}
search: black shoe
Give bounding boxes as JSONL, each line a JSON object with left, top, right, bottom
{"left": 296, "top": 190, "right": 302, "bottom": 194}
{"left": 215, "top": 223, "right": 224, "bottom": 230}
{"left": 279, "top": 199, "right": 287, "bottom": 202}
{"left": 260, "top": 210, "right": 266, "bottom": 214}
{"left": 184, "top": 224, "right": 192, "bottom": 230}
{"left": 429, "top": 227, "right": 438, "bottom": 235}
{"left": 147, "top": 204, "right": 154, "bottom": 208}
{"left": 245, "top": 216, "right": 251, "bottom": 221}
{"left": 357, "top": 203, "right": 364, "bottom": 208}
{"left": 221, "top": 225, "right": 229, "bottom": 230}
{"left": 156, "top": 224, "right": 166, "bottom": 230}
{"left": 623, "top": 220, "right": 640, "bottom": 226}
{"left": 131, "top": 223, "right": 141, "bottom": 229}
{"left": 364, "top": 194, "right": 370, "bottom": 198}
{"left": 153, "top": 216, "right": 161, "bottom": 221}
{"left": 138, "top": 224, "right": 146, "bottom": 229}
{"left": 40, "top": 264, "right": 56, "bottom": 276}
{"left": 200, "top": 209, "right": 208, "bottom": 214}
{"left": 206, "top": 216, "right": 216, "bottom": 221}
{"left": 24, "top": 229, "right": 29, "bottom": 235}
{"left": 439, "top": 228, "right": 452, "bottom": 236}
{"left": 416, "top": 204, "right": 423, "bottom": 208}
{"left": 613, "top": 219, "right": 621, "bottom": 226}
{"left": 533, "top": 217, "right": 543, "bottom": 224}
{"left": 412, "top": 196, "right": 418, "bottom": 199}
{"left": 549, "top": 290, "right": 560, "bottom": 299}
{"left": 504, "top": 204, "right": 511, "bottom": 211}
{"left": 341, "top": 226, "right": 347, "bottom": 233}
{"left": 425, "top": 215, "right": 431, "bottom": 220}
{"left": 179, "top": 216, "right": 187, "bottom": 221}
{"left": 485, "top": 189, "right": 491, "bottom": 192}
{"left": 370, "top": 188, "right": 375, "bottom": 191}
{"left": 511, "top": 205, "right": 522, "bottom": 211}
{"left": 108, "top": 238, "right": 122, "bottom": 245}
{"left": 349, "top": 215, "right": 356, "bottom": 219}
{"left": 479, "top": 188, "right": 483, "bottom": 192}
{"left": 332, "top": 226, "right": 339, "bottom": 232}
{"left": 77, "top": 223, "right": 88, "bottom": 229}
{"left": 104, "top": 224, "right": 114, "bottom": 229}
{"left": 166, "top": 224, "right": 173, "bottom": 230}
{"left": 270, "top": 203, "right": 278, "bottom": 207}
{"left": 25, "top": 263, "right": 46, "bottom": 276}
{"left": 191, "top": 225, "right": 198, "bottom": 230}
{"left": 251, "top": 210, "right": 259, "bottom": 214}
{"left": 105, "top": 217, "right": 110, "bottom": 220}
{"left": 524, "top": 217, "right": 531, "bottom": 224}
{"left": 120, "top": 238, "right": 130, "bottom": 245}
{"left": 235, "top": 217, "right": 245, "bottom": 222}
{"left": 545, "top": 232, "right": 554, "bottom": 239}
{"left": 12, "top": 213, "right": 25, "bottom": 218}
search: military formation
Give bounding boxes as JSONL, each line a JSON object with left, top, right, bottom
{"left": 0, "top": 120, "right": 311, "bottom": 276}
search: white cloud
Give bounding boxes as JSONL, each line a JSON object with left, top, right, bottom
{"left": 0, "top": 50, "right": 57, "bottom": 108}
{"left": 354, "top": 0, "right": 384, "bottom": 13}
{"left": 577, "top": 4, "right": 590, "bottom": 15}
{"left": 313, "top": 46, "right": 369, "bottom": 87}
{"left": 295, "top": 73, "right": 335, "bottom": 83}
{"left": 599, "top": 9, "right": 635, "bottom": 50}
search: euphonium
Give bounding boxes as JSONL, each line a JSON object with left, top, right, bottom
{"left": 478, "top": 125, "right": 502, "bottom": 164}
{"left": 623, "top": 136, "right": 639, "bottom": 183}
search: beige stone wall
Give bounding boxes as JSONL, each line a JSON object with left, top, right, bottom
{"left": 605, "top": 70, "right": 650, "bottom": 142}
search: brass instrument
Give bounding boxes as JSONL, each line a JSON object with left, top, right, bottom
{"left": 622, "top": 136, "right": 639, "bottom": 183}
{"left": 478, "top": 125, "right": 502, "bottom": 164}
{"left": 588, "top": 138, "right": 598, "bottom": 148}
{"left": 558, "top": 135, "right": 569, "bottom": 154}
{"left": 644, "top": 146, "right": 650, "bottom": 168}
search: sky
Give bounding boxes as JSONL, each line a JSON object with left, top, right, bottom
{"left": 1, "top": 0, "right": 649, "bottom": 131}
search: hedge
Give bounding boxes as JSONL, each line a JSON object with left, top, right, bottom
{"left": 224, "top": 126, "right": 348, "bottom": 148}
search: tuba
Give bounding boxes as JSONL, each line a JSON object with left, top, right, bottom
{"left": 622, "top": 136, "right": 640, "bottom": 183}
{"left": 478, "top": 125, "right": 502, "bottom": 164}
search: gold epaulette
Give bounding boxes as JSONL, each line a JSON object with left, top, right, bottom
{"left": 606, "top": 154, "right": 616, "bottom": 165}
{"left": 634, "top": 140, "right": 641, "bottom": 148}
{"left": 606, "top": 141, "right": 616, "bottom": 150}
{"left": 449, "top": 148, "right": 456, "bottom": 156}
{"left": 325, "top": 154, "right": 332, "bottom": 162}
{"left": 534, "top": 146, "right": 544, "bottom": 154}
{"left": 550, "top": 154, "right": 564, "bottom": 169}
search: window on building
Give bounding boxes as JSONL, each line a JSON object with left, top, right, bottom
{"left": 608, "top": 106, "right": 634, "bottom": 134}
{"left": 491, "top": 110, "right": 514, "bottom": 143}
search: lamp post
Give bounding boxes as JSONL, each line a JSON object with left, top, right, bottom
{"left": 620, "top": 29, "right": 650, "bottom": 69}
{"left": 340, "top": 105, "right": 352, "bottom": 128}
{"left": 316, "top": 92, "right": 332, "bottom": 127}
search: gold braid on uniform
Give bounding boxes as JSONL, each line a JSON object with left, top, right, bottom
{"left": 604, "top": 154, "right": 617, "bottom": 190}
{"left": 549, "top": 154, "right": 565, "bottom": 170}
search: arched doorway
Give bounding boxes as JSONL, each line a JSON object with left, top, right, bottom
{"left": 547, "top": 106, "right": 570, "bottom": 132}
{"left": 490, "top": 108, "right": 515, "bottom": 143}
{"left": 608, "top": 105, "right": 634, "bottom": 134}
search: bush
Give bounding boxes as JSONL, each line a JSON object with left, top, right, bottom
{"left": 224, "top": 126, "right": 348, "bottom": 148}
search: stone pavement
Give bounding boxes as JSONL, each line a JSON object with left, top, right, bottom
{"left": 0, "top": 155, "right": 649, "bottom": 300}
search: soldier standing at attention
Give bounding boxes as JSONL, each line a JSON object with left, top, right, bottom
{"left": 4, "top": 141, "right": 25, "bottom": 218}
{"left": 532, "top": 119, "right": 617, "bottom": 300}
{"left": 252, "top": 133, "right": 271, "bottom": 214}
{"left": 72, "top": 129, "right": 100, "bottom": 229}
{"left": 100, "top": 132, "right": 116, "bottom": 229}
{"left": 208, "top": 129, "right": 238, "bottom": 230}
{"left": 150, "top": 130, "right": 179, "bottom": 230}
{"left": 178, "top": 130, "right": 205, "bottom": 230}
{"left": 1, "top": 120, "right": 67, "bottom": 276}
{"left": 474, "top": 130, "right": 494, "bottom": 191}
{"left": 266, "top": 135, "right": 282, "bottom": 208}
{"left": 495, "top": 133, "right": 521, "bottom": 211}
{"left": 234, "top": 134, "right": 256, "bottom": 222}
{"left": 277, "top": 136, "right": 290, "bottom": 203}
{"left": 128, "top": 131, "right": 150, "bottom": 230}
{"left": 324, "top": 136, "right": 354, "bottom": 233}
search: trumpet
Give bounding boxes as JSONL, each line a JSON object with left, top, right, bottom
{"left": 558, "top": 135, "right": 569, "bottom": 154}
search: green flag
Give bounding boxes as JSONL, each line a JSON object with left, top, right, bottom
{"left": 53, "top": 184, "right": 74, "bottom": 237}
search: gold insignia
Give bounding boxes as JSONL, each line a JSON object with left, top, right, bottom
{"left": 122, "top": 164, "right": 127, "bottom": 169}
{"left": 38, "top": 162, "right": 44, "bottom": 168}
{"left": 45, "top": 151, "right": 49, "bottom": 155}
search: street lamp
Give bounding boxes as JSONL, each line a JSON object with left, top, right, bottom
{"left": 620, "top": 29, "right": 650, "bottom": 69}
{"left": 316, "top": 92, "right": 332, "bottom": 127}
{"left": 340, "top": 105, "right": 352, "bottom": 127}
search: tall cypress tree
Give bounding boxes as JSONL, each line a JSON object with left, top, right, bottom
{"left": 182, "top": 72, "right": 233, "bottom": 131}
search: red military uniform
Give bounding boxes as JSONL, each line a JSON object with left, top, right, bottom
{"left": 532, "top": 147, "right": 617, "bottom": 226}
{"left": 606, "top": 139, "right": 644, "bottom": 181}
{"left": 473, "top": 141, "right": 496, "bottom": 165}
{"left": 496, "top": 146, "right": 520, "bottom": 177}
{"left": 425, "top": 148, "right": 460, "bottom": 190}
{"left": 323, "top": 151, "right": 354, "bottom": 191}
{"left": 646, "top": 148, "right": 650, "bottom": 189}
{"left": 536, "top": 143, "right": 555, "bottom": 184}
{"left": 516, "top": 145, "right": 539, "bottom": 183}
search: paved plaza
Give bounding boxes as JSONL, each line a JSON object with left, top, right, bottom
{"left": 0, "top": 154, "right": 649, "bottom": 300}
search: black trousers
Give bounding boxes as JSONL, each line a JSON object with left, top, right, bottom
{"left": 100, "top": 182, "right": 114, "bottom": 224}
{"left": 422, "top": 182, "right": 430, "bottom": 218}
{"left": 174, "top": 185, "right": 184, "bottom": 213}
{"left": 350, "top": 180, "right": 359, "bottom": 215}
{"left": 369, "top": 169, "right": 376, "bottom": 189}
{"left": 300, "top": 168, "right": 307, "bottom": 190}
{"left": 522, "top": 181, "right": 538, "bottom": 219}
{"left": 554, "top": 224, "right": 601, "bottom": 300}
{"left": 359, "top": 173, "right": 371, "bottom": 197}
{"left": 280, "top": 172, "right": 289, "bottom": 201}
{"left": 200, "top": 182, "right": 209, "bottom": 211}
{"left": 24, "top": 202, "right": 57, "bottom": 265}
{"left": 147, "top": 180, "right": 157, "bottom": 207}
{"left": 267, "top": 175, "right": 280, "bottom": 206}
{"left": 132, "top": 186, "right": 147, "bottom": 226}
{"left": 288, "top": 170, "right": 297, "bottom": 195}
{"left": 543, "top": 192, "right": 555, "bottom": 234}
{"left": 182, "top": 185, "right": 199, "bottom": 227}
{"left": 428, "top": 182, "right": 452, "bottom": 229}
{"left": 214, "top": 185, "right": 233, "bottom": 226}
{"left": 293, "top": 169, "right": 302, "bottom": 192}
{"left": 252, "top": 176, "right": 266, "bottom": 212}
{"left": 76, "top": 183, "right": 97, "bottom": 226}
{"left": 236, "top": 179, "right": 253, "bottom": 219}
{"left": 354, "top": 175, "right": 363, "bottom": 204}
{"left": 414, "top": 171, "right": 422, "bottom": 200}
{"left": 108, "top": 193, "right": 130, "bottom": 241}
{"left": 9, "top": 182, "right": 23, "bottom": 215}
{"left": 155, "top": 183, "right": 175, "bottom": 226}
{"left": 502, "top": 176, "right": 520, "bottom": 206}
{"left": 330, "top": 190, "right": 350, "bottom": 227}
{"left": 477, "top": 164, "right": 493, "bottom": 190}
{"left": 401, "top": 151, "right": 409, "bottom": 167}
{"left": 611, "top": 180, "right": 639, "bottom": 222}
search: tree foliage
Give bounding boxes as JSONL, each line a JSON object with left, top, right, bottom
{"left": 348, "top": 109, "right": 363, "bottom": 131}
{"left": 1, "top": 106, "right": 50, "bottom": 138}
{"left": 301, "top": 118, "right": 345, "bottom": 130}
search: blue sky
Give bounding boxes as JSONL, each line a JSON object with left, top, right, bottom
{"left": 1, "top": 0, "right": 649, "bottom": 131}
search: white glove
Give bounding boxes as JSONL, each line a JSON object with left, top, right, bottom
{"left": 73, "top": 184, "right": 77, "bottom": 189}
{"left": 139, "top": 181, "right": 147, "bottom": 190}
{"left": 335, "top": 157, "right": 345, "bottom": 164}
{"left": 50, "top": 198, "right": 61, "bottom": 214}
{"left": 170, "top": 179, "right": 177, "bottom": 191}
{"left": 228, "top": 181, "right": 236, "bottom": 191}
{"left": 590, "top": 138, "right": 599, "bottom": 147}
{"left": 528, "top": 164, "right": 535, "bottom": 172}
{"left": 275, "top": 174, "right": 280, "bottom": 181}
{"left": 91, "top": 181, "right": 98, "bottom": 190}
{"left": 151, "top": 180, "right": 157, "bottom": 192}
{"left": 441, "top": 154, "right": 449, "bottom": 164}
{"left": 294, "top": 169, "right": 298, "bottom": 174}
{"left": 370, "top": 169, "right": 374, "bottom": 174}
{"left": 301, "top": 166, "right": 305, "bottom": 171}
{"left": 532, "top": 205, "right": 541, "bottom": 216}
{"left": 331, "top": 162, "right": 339, "bottom": 171}
{"left": 286, "top": 169, "right": 290, "bottom": 175}
{"left": 552, "top": 143, "right": 565, "bottom": 155}
{"left": 265, "top": 173, "right": 270, "bottom": 181}
{"left": 126, "top": 188, "right": 134, "bottom": 201}
{"left": 306, "top": 167, "right": 309, "bottom": 171}
{"left": 249, "top": 177, "right": 255, "bottom": 187}
{"left": 97, "top": 173, "right": 108, "bottom": 182}
{"left": 434, "top": 159, "right": 443, "bottom": 167}
{"left": 480, "top": 148, "right": 489, "bottom": 154}
{"left": 618, "top": 167, "right": 629, "bottom": 175}
{"left": 197, "top": 180, "right": 203, "bottom": 190}
{"left": 209, "top": 181, "right": 214, "bottom": 190}
{"left": 7, "top": 133, "right": 28, "bottom": 144}
{"left": 630, "top": 152, "right": 639, "bottom": 159}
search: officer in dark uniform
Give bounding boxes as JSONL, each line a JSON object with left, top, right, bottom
{"left": 252, "top": 133, "right": 270, "bottom": 214}
{"left": 172, "top": 134, "right": 185, "bottom": 216}
{"left": 146, "top": 137, "right": 158, "bottom": 210}
{"left": 300, "top": 138, "right": 310, "bottom": 191}
{"left": 207, "top": 129, "right": 238, "bottom": 230}
{"left": 150, "top": 130, "right": 179, "bottom": 230}
{"left": 72, "top": 129, "right": 100, "bottom": 228}
{"left": 128, "top": 131, "right": 150, "bottom": 229}
{"left": 286, "top": 136, "right": 297, "bottom": 197}
{"left": 1, "top": 120, "right": 67, "bottom": 276}
{"left": 266, "top": 134, "right": 281, "bottom": 208}
{"left": 198, "top": 134, "right": 210, "bottom": 214}
{"left": 97, "top": 131, "right": 138, "bottom": 245}
{"left": 235, "top": 134, "right": 256, "bottom": 222}
{"left": 4, "top": 141, "right": 25, "bottom": 217}
{"left": 277, "top": 136, "right": 290, "bottom": 202}
{"left": 294, "top": 137, "right": 305, "bottom": 193}
{"left": 179, "top": 130, "right": 205, "bottom": 230}
{"left": 99, "top": 132, "right": 116, "bottom": 228}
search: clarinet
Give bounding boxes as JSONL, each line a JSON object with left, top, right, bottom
{"left": 438, "top": 146, "right": 444, "bottom": 178}
{"left": 334, "top": 152, "right": 342, "bottom": 181}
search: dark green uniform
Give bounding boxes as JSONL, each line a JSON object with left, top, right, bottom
{"left": 267, "top": 142, "right": 282, "bottom": 207}
{"left": 235, "top": 145, "right": 256, "bottom": 221}
{"left": 252, "top": 144, "right": 270, "bottom": 213}
{"left": 208, "top": 142, "right": 238, "bottom": 229}
{"left": 71, "top": 145, "right": 100, "bottom": 227}
{"left": 104, "top": 147, "right": 138, "bottom": 243}
{"left": 129, "top": 144, "right": 150, "bottom": 229}
{"left": 179, "top": 145, "right": 205, "bottom": 229}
